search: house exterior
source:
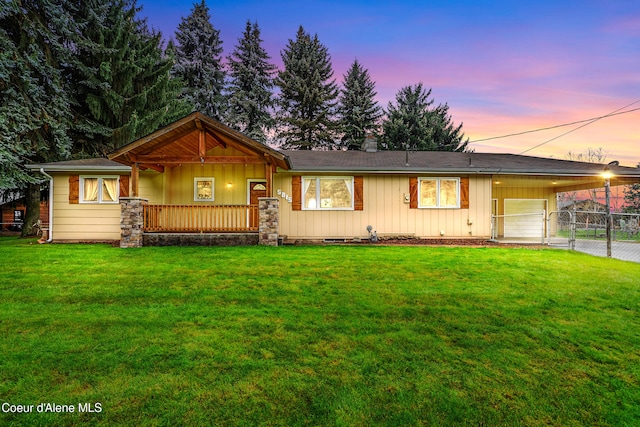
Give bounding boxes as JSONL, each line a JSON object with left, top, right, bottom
{"left": 0, "top": 195, "right": 49, "bottom": 232}
{"left": 27, "top": 112, "right": 640, "bottom": 246}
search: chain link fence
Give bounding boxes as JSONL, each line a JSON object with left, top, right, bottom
{"left": 491, "top": 212, "right": 547, "bottom": 245}
{"left": 491, "top": 211, "right": 640, "bottom": 262}
{"left": 548, "top": 211, "right": 640, "bottom": 262}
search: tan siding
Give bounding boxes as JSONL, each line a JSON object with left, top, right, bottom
{"left": 276, "top": 174, "right": 493, "bottom": 240}
{"left": 51, "top": 173, "right": 121, "bottom": 241}
{"left": 139, "top": 171, "right": 164, "bottom": 204}
{"left": 166, "top": 163, "right": 265, "bottom": 205}
{"left": 491, "top": 185, "right": 556, "bottom": 216}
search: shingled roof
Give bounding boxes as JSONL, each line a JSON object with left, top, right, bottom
{"left": 26, "top": 158, "right": 130, "bottom": 172}
{"left": 282, "top": 150, "right": 640, "bottom": 177}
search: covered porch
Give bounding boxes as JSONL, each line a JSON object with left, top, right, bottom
{"left": 109, "top": 113, "right": 289, "bottom": 246}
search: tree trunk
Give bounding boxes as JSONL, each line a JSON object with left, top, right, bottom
{"left": 21, "top": 183, "right": 41, "bottom": 237}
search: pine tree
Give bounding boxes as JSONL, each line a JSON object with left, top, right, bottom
{"left": 172, "top": 0, "right": 226, "bottom": 120}
{"left": 226, "top": 21, "right": 276, "bottom": 143}
{"left": 623, "top": 184, "right": 640, "bottom": 213}
{"left": 67, "top": 0, "right": 189, "bottom": 156}
{"left": 338, "top": 59, "right": 382, "bottom": 150}
{"left": 380, "top": 83, "right": 469, "bottom": 152}
{"left": 275, "top": 26, "right": 339, "bottom": 150}
{"left": 0, "top": 0, "right": 75, "bottom": 235}
{"left": 428, "top": 103, "right": 470, "bottom": 152}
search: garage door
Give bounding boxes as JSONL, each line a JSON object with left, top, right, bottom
{"left": 504, "top": 199, "right": 546, "bottom": 238}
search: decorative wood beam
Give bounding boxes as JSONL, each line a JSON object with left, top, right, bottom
{"left": 134, "top": 155, "right": 265, "bottom": 164}
{"left": 108, "top": 117, "right": 198, "bottom": 159}
{"left": 206, "top": 129, "right": 227, "bottom": 149}
{"left": 139, "top": 164, "right": 165, "bottom": 173}
{"left": 198, "top": 128, "right": 206, "bottom": 158}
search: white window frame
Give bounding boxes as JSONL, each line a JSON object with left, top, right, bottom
{"left": 302, "top": 176, "right": 355, "bottom": 211}
{"left": 418, "top": 177, "right": 460, "bottom": 208}
{"left": 80, "top": 176, "right": 120, "bottom": 204}
{"left": 194, "top": 178, "right": 215, "bottom": 202}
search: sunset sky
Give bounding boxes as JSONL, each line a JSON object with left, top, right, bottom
{"left": 139, "top": 0, "right": 639, "bottom": 166}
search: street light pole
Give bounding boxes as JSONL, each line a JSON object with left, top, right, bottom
{"left": 603, "top": 166, "right": 612, "bottom": 258}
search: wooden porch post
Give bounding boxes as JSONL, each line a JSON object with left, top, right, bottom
{"left": 131, "top": 162, "right": 139, "bottom": 197}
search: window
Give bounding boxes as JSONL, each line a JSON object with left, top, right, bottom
{"left": 302, "top": 177, "right": 354, "bottom": 210}
{"left": 194, "top": 178, "right": 215, "bottom": 202}
{"left": 80, "top": 176, "right": 119, "bottom": 203}
{"left": 419, "top": 178, "right": 459, "bottom": 208}
{"left": 13, "top": 210, "right": 24, "bottom": 223}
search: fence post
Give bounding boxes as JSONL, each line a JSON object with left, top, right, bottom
{"left": 605, "top": 179, "right": 612, "bottom": 258}
{"left": 541, "top": 210, "right": 546, "bottom": 245}
{"left": 569, "top": 211, "right": 576, "bottom": 250}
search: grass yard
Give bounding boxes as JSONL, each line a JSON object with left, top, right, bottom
{"left": 0, "top": 237, "right": 639, "bottom": 426}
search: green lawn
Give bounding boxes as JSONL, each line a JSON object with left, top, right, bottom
{"left": 1, "top": 237, "right": 639, "bottom": 426}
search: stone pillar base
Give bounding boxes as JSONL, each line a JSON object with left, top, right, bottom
{"left": 120, "top": 197, "right": 148, "bottom": 248}
{"left": 258, "top": 197, "right": 279, "bottom": 246}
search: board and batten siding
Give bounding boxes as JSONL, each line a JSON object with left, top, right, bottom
{"left": 139, "top": 163, "right": 266, "bottom": 206}
{"left": 491, "top": 179, "right": 558, "bottom": 238}
{"left": 275, "top": 174, "right": 493, "bottom": 240}
{"left": 491, "top": 183, "right": 558, "bottom": 216}
{"left": 51, "top": 173, "right": 121, "bottom": 241}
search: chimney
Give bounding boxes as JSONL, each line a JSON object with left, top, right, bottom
{"left": 361, "top": 134, "right": 378, "bottom": 152}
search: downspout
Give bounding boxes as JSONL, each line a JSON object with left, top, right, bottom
{"left": 39, "top": 168, "right": 53, "bottom": 243}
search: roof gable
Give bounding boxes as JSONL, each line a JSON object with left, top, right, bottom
{"left": 108, "top": 112, "right": 290, "bottom": 171}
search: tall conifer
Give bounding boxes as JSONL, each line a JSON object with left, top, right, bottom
{"left": 380, "top": 83, "right": 469, "bottom": 152}
{"left": 67, "top": 0, "right": 188, "bottom": 156}
{"left": 226, "top": 21, "right": 276, "bottom": 143}
{"left": 338, "top": 60, "right": 382, "bottom": 150}
{"left": 275, "top": 26, "right": 338, "bottom": 150}
{"left": 0, "top": 0, "right": 75, "bottom": 235}
{"left": 172, "top": 0, "right": 226, "bottom": 120}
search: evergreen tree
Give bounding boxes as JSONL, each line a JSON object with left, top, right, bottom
{"left": 275, "top": 26, "right": 339, "bottom": 150}
{"left": 428, "top": 102, "right": 470, "bottom": 152}
{"left": 0, "top": 0, "right": 75, "bottom": 235}
{"left": 226, "top": 21, "right": 276, "bottom": 143}
{"left": 172, "top": 0, "right": 226, "bottom": 120}
{"left": 67, "top": 0, "right": 189, "bottom": 156}
{"left": 380, "top": 83, "right": 469, "bottom": 152}
{"left": 623, "top": 184, "right": 640, "bottom": 213}
{"left": 338, "top": 60, "right": 382, "bottom": 150}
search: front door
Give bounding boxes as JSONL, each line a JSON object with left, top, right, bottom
{"left": 249, "top": 181, "right": 267, "bottom": 228}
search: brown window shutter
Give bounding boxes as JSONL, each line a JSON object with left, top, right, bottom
{"left": 291, "top": 176, "right": 302, "bottom": 211}
{"left": 354, "top": 176, "right": 364, "bottom": 210}
{"left": 409, "top": 177, "right": 418, "bottom": 209}
{"left": 460, "top": 177, "right": 469, "bottom": 209}
{"left": 69, "top": 175, "right": 79, "bottom": 204}
{"left": 119, "top": 175, "right": 130, "bottom": 198}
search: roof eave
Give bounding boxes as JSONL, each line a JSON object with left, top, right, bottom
{"left": 26, "top": 164, "right": 131, "bottom": 173}
{"left": 284, "top": 166, "right": 640, "bottom": 177}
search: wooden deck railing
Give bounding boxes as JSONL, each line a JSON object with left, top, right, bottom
{"left": 144, "top": 204, "right": 259, "bottom": 233}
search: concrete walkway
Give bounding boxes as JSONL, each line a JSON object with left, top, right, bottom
{"left": 549, "top": 239, "right": 640, "bottom": 263}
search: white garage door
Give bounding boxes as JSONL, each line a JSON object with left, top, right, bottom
{"left": 504, "top": 199, "right": 546, "bottom": 238}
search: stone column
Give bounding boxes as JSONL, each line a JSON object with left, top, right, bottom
{"left": 120, "top": 197, "right": 148, "bottom": 248}
{"left": 258, "top": 197, "right": 279, "bottom": 246}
